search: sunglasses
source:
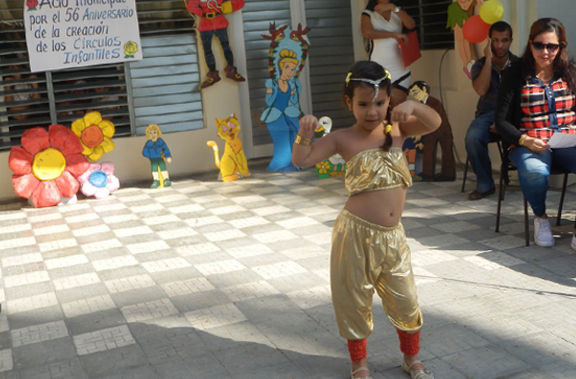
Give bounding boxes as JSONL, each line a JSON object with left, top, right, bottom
{"left": 531, "top": 41, "right": 561, "bottom": 52}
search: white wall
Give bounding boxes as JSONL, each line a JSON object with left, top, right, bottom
{"left": 536, "top": 0, "right": 576, "bottom": 59}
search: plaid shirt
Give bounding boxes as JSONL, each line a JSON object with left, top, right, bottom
{"left": 520, "top": 77, "right": 576, "bottom": 142}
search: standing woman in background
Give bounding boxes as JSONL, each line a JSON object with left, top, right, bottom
{"left": 495, "top": 18, "right": 576, "bottom": 248}
{"left": 361, "top": 0, "right": 415, "bottom": 98}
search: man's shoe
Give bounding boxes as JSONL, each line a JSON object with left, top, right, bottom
{"left": 433, "top": 174, "right": 456, "bottom": 182}
{"left": 163, "top": 179, "right": 172, "bottom": 187}
{"left": 150, "top": 180, "right": 161, "bottom": 189}
{"left": 468, "top": 187, "right": 495, "bottom": 200}
{"left": 224, "top": 66, "right": 245, "bottom": 82}
{"left": 200, "top": 70, "right": 221, "bottom": 89}
{"left": 571, "top": 234, "right": 576, "bottom": 251}
{"left": 534, "top": 218, "right": 555, "bottom": 247}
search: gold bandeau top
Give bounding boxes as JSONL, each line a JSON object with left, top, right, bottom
{"left": 345, "top": 147, "right": 412, "bottom": 196}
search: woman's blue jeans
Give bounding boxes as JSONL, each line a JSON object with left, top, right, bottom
{"left": 508, "top": 146, "right": 576, "bottom": 217}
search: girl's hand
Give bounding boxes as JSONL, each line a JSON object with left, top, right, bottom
{"left": 298, "top": 115, "right": 318, "bottom": 138}
{"left": 390, "top": 100, "right": 416, "bottom": 123}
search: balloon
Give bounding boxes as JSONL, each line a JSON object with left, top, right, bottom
{"left": 480, "top": 0, "right": 504, "bottom": 25}
{"left": 463, "top": 15, "right": 491, "bottom": 44}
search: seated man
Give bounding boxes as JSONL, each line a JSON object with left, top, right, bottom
{"left": 409, "top": 81, "right": 455, "bottom": 182}
{"left": 465, "top": 21, "right": 517, "bottom": 200}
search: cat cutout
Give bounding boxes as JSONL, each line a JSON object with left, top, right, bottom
{"left": 206, "top": 113, "right": 250, "bottom": 182}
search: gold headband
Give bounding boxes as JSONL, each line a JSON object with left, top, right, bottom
{"left": 345, "top": 69, "right": 391, "bottom": 101}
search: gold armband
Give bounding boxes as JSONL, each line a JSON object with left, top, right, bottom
{"left": 295, "top": 135, "right": 313, "bottom": 146}
{"left": 518, "top": 134, "right": 527, "bottom": 146}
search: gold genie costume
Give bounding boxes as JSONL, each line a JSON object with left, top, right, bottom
{"left": 331, "top": 147, "right": 423, "bottom": 340}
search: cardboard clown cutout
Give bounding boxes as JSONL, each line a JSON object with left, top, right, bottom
{"left": 409, "top": 81, "right": 456, "bottom": 182}
{"left": 186, "top": 0, "right": 246, "bottom": 89}
{"left": 260, "top": 23, "right": 310, "bottom": 172}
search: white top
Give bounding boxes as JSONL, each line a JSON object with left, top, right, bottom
{"left": 363, "top": 10, "right": 411, "bottom": 88}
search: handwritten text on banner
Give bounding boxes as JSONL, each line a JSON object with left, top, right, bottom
{"left": 24, "top": 0, "right": 142, "bottom": 72}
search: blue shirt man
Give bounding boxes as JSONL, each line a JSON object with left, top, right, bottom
{"left": 465, "top": 21, "right": 518, "bottom": 200}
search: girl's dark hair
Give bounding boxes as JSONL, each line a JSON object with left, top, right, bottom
{"left": 343, "top": 60, "right": 393, "bottom": 151}
{"left": 520, "top": 17, "right": 576, "bottom": 93}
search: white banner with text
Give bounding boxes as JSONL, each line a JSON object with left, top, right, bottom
{"left": 24, "top": 0, "right": 143, "bottom": 72}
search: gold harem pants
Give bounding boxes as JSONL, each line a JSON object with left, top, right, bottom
{"left": 331, "top": 209, "right": 423, "bottom": 340}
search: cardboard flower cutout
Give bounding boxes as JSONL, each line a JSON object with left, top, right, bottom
{"left": 78, "top": 162, "right": 120, "bottom": 199}
{"left": 314, "top": 117, "right": 346, "bottom": 178}
{"left": 9, "top": 125, "right": 89, "bottom": 208}
{"left": 72, "top": 111, "right": 115, "bottom": 161}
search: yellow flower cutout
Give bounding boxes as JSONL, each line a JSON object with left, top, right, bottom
{"left": 316, "top": 160, "right": 333, "bottom": 176}
{"left": 124, "top": 41, "right": 138, "bottom": 58}
{"left": 72, "top": 111, "right": 115, "bottom": 161}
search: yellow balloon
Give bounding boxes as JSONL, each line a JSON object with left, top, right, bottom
{"left": 480, "top": 0, "right": 504, "bottom": 25}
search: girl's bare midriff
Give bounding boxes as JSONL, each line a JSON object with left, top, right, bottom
{"left": 344, "top": 186, "right": 406, "bottom": 227}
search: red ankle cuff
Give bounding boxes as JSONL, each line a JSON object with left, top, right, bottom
{"left": 347, "top": 338, "right": 367, "bottom": 362}
{"left": 397, "top": 330, "right": 420, "bottom": 356}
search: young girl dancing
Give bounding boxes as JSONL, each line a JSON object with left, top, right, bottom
{"left": 292, "top": 61, "right": 440, "bottom": 379}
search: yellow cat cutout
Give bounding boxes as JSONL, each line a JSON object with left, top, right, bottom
{"left": 206, "top": 114, "right": 250, "bottom": 182}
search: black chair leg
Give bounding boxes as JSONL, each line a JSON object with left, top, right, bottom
{"left": 524, "top": 197, "right": 530, "bottom": 246}
{"left": 556, "top": 173, "right": 569, "bottom": 226}
{"left": 495, "top": 169, "right": 506, "bottom": 233}
{"left": 461, "top": 157, "right": 469, "bottom": 193}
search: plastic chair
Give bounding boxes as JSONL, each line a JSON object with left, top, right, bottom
{"left": 495, "top": 150, "right": 571, "bottom": 246}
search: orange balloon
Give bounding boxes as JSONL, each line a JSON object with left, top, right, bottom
{"left": 463, "top": 15, "right": 491, "bottom": 44}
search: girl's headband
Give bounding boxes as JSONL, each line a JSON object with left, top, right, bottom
{"left": 345, "top": 69, "right": 391, "bottom": 101}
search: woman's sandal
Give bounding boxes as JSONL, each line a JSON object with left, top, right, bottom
{"left": 351, "top": 366, "right": 373, "bottom": 379}
{"left": 402, "top": 360, "right": 434, "bottom": 379}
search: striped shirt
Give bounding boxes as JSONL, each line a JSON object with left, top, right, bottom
{"left": 520, "top": 76, "right": 576, "bottom": 142}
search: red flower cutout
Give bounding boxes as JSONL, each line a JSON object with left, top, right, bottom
{"left": 9, "top": 125, "right": 89, "bottom": 208}
{"left": 26, "top": 0, "right": 38, "bottom": 10}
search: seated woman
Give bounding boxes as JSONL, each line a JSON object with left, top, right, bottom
{"left": 495, "top": 18, "right": 576, "bottom": 249}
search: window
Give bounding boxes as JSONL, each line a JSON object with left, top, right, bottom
{"left": 0, "top": 0, "right": 201, "bottom": 151}
{"left": 402, "top": 0, "right": 455, "bottom": 50}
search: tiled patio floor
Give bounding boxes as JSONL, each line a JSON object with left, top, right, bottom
{"left": 0, "top": 164, "right": 575, "bottom": 379}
